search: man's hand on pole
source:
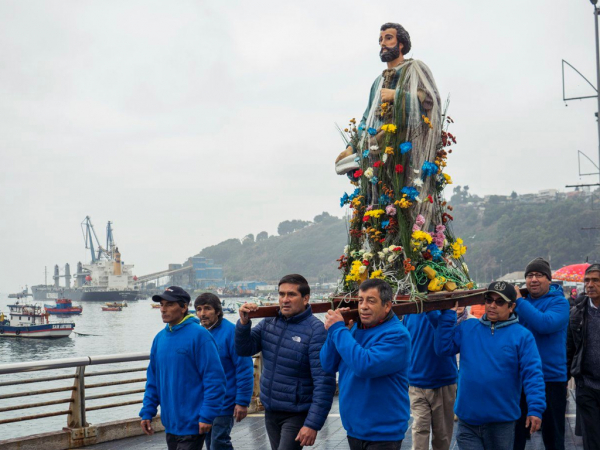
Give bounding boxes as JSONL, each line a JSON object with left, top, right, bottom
{"left": 239, "top": 303, "right": 259, "bottom": 325}
{"left": 233, "top": 404, "right": 248, "bottom": 422}
{"left": 324, "top": 307, "right": 349, "bottom": 330}
{"left": 526, "top": 416, "right": 541, "bottom": 434}
{"left": 140, "top": 420, "right": 154, "bottom": 435}
{"left": 295, "top": 426, "right": 318, "bottom": 446}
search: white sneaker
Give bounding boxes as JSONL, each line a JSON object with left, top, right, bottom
{"left": 335, "top": 154, "right": 359, "bottom": 175}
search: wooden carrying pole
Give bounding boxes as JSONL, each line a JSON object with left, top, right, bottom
{"left": 246, "top": 288, "right": 508, "bottom": 323}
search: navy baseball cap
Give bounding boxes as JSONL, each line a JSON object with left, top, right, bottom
{"left": 152, "top": 286, "right": 191, "bottom": 304}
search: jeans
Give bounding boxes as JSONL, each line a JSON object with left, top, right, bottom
{"left": 205, "top": 415, "right": 235, "bottom": 450}
{"left": 575, "top": 383, "right": 600, "bottom": 450}
{"left": 456, "top": 419, "right": 515, "bottom": 450}
{"left": 264, "top": 410, "right": 308, "bottom": 450}
{"left": 347, "top": 436, "right": 403, "bottom": 449}
{"left": 166, "top": 433, "right": 206, "bottom": 450}
{"left": 513, "top": 381, "right": 566, "bottom": 450}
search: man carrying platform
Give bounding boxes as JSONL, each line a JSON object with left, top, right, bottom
{"left": 434, "top": 281, "right": 546, "bottom": 450}
{"left": 235, "top": 274, "right": 336, "bottom": 450}
{"left": 320, "top": 279, "right": 411, "bottom": 449}
{"left": 513, "top": 257, "right": 570, "bottom": 450}
{"left": 195, "top": 293, "right": 254, "bottom": 450}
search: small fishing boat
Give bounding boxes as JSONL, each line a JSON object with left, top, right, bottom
{"left": 44, "top": 298, "right": 83, "bottom": 315}
{"left": 0, "top": 301, "right": 75, "bottom": 339}
{"left": 101, "top": 306, "right": 122, "bottom": 312}
{"left": 105, "top": 301, "right": 127, "bottom": 308}
{"left": 151, "top": 303, "right": 161, "bottom": 309}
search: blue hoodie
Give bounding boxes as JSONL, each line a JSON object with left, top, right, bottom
{"left": 208, "top": 318, "right": 253, "bottom": 416}
{"left": 320, "top": 314, "right": 411, "bottom": 442}
{"left": 403, "top": 311, "right": 457, "bottom": 389}
{"left": 140, "top": 315, "right": 226, "bottom": 435}
{"left": 515, "top": 283, "right": 570, "bottom": 382}
{"left": 434, "top": 310, "right": 546, "bottom": 425}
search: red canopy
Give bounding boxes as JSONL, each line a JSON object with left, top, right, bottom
{"left": 553, "top": 263, "right": 591, "bottom": 282}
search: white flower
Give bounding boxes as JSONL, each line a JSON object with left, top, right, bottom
{"left": 382, "top": 248, "right": 390, "bottom": 254}
{"left": 388, "top": 245, "right": 397, "bottom": 252}
{"left": 382, "top": 154, "right": 388, "bottom": 163}
{"left": 363, "top": 252, "right": 373, "bottom": 260}
{"left": 364, "top": 168, "right": 374, "bottom": 179}
{"left": 359, "top": 265, "right": 367, "bottom": 274}
{"left": 378, "top": 251, "right": 385, "bottom": 259}
{"left": 414, "top": 169, "right": 420, "bottom": 174}
{"left": 415, "top": 195, "right": 422, "bottom": 203}
{"left": 413, "top": 179, "right": 424, "bottom": 187}
{"left": 359, "top": 249, "right": 366, "bottom": 255}
{"left": 370, "top": 145, "right": 379, "bottom": 151}
{"left": 343, "top": 245, "right": 349, "bottom": 255}
{"left": 388, "top": 255, "right": 396, "bottom": 263}
{"left": 462, "top": 262, "right": 470, "bottom": 274}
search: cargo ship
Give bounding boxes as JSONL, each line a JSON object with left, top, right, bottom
{"left": 30, "top": 217, "right": 141, "bottom": 302}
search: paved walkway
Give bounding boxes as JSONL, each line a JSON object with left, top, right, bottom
{"left": 84, "top": 392, "right": 583, "bottom": 450}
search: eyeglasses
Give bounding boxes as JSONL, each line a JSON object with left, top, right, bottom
{"left": 526, "top": 273, "right": 546, "bottom": 280}
{"left": 484, "top": 295, "right": 508, "bottom": 307}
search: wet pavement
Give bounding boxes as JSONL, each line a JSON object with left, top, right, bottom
{"left": 83, "top": 392, "right": 583, "bottom": 450}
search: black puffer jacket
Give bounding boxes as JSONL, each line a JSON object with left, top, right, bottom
{"left": 566, "top": 295, "right": 589, "bottom": 379}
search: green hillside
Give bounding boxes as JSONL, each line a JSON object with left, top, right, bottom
{"left": 197, "top": 195, "right": 600, "bottom": 283}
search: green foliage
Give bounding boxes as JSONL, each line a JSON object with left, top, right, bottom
{"left": 256, "top": 231, "right": 269, "bottom": 241}
{"left": 199, "top": 217, "right": 347, "bottom": 282}
{"left": 277, "top": 220, "right": 311, "bottom": 235}
{"left": 452, "top": 196, "right": 600, "bottom": 281}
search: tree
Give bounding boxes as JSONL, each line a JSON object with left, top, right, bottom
{"left": 314, "top": 212, "right": 332, "bottom": 223}
{"left": 278, "top": 220, "right": 311, "bottom": 235}
{"left": 242, "top": 234, "right": 254, "bottom": 245}
{"left": 510, "top": 191, "right": 518, "bottom": 200}
{"left": 256, "top": 231, "right": 269, "bottom": 241}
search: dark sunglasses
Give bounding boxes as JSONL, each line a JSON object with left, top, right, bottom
{"left": 484, "top": 294, "right": 508, "bottom": 307}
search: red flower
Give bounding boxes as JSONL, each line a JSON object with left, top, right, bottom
{"left": 373, "top": 161, "right": 382, "bottom": 168}
{"left": 379, "top": 238, "right": 386, "bottom": 243}
{"left": 362, "top": 216, "right": 370, "bottom": 222}
{"left": 354, "top": 169, "right": 363, "bottom": 177}
{"left": 427, "top": 195, "right": 433, "bottom": 203}
{"left": 395, "top": 164, "right": 403, "bottom": 173}
{"left": 363, "top": 260, "right": 369, "bottom": 266}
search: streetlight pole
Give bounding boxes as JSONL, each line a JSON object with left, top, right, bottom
{"left": 593, "top": 0, "right": 600, "bottom": 184}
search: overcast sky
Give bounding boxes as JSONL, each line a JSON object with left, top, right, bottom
{"left": 0, "top": 0, "right": 598, "bottom": 290}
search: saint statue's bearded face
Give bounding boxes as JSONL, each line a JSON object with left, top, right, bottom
{"left": 379, "top": 28, "right": 403, "bottom": 62}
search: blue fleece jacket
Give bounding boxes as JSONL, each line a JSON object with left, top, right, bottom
{"left": 434, "top": 310, "right": 546, "bottom": 425}
{"left": 515, "top": 283, "right": 570, "bottom": 382}
{"left": 140, "top": 315, "right": 226, "bottom": 435}
{"left": 320, "top": 314, "right": 411, "bottom": 442}
{"left": 209, "top": 318, "right": 254, "bottom": 416}
{"left": 403, "top": 311, "right": 457, "bottom": 389}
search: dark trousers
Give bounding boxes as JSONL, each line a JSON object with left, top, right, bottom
{"left": 513, "top": 381, "right": 566, "bottom": 450}
{"left": 457, "top": 419, "right": 515, "bottom": 450}
{"left": 347, "top": 436, "right": 403, "bottom": 449}
{"left": 166, "top": 433, "right": 206, "bottom": 450}
{"left": 264, "top": 410, "right": 308, "bottom": 450}
{"left": 575, "top": 384, "right": 600, "bottom": 450}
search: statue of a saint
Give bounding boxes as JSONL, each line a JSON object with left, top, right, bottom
{"left": 336, "top": 23, "right": 472, "bottom": 295}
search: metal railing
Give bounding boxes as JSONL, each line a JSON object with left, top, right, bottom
{"left": 0, "top": 352, "right": 150, "bottom": 429}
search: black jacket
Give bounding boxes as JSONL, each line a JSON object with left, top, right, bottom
{"left": 566, "top": 296, "right": 589, "bottom": 380}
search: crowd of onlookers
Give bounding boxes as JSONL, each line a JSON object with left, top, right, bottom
{"left": 138, "top": 259, "right": 600, "bottom": 450}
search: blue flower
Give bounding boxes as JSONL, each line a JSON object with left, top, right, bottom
{"left": 340, "top": 193, "right": 350, "bottom": 207}
{"left": 421, "top": 161, "right": 439, "bottom": 180}
{"left": 427, "top": 243, "right": 443, "bottom": 261}
{"left": 367, "top": 127, "right": 377, "bottom": 136}
{"left": 370, "top": 176, "right": 378, "bottom": 185}
{"left": 363, "top": 149, "right": 370, "bottom": 158}
{"left": 381, "top": 220, "right": 390, "bottom": 229}
{"left": 399, "top": 142, "right": 412, "bottom": 154}
{"left": 401, "top": 186, "right": 419, "bottom": 201}
{"left": 378, "top": 194, "right": 391, "bottom": 204}
{"left": 358, "top": 124, "right": 365, "bottom": 131}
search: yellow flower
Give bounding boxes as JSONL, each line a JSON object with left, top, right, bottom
{"left": 395, "top": 195, "right": 412, "bottom": 209}
{"left": 370, "top": 270, "right": 385, "bottom": 280}
{"left": 412, "top": 230, "right": 433, "bottom": 244}
{"left": 422, "top": 115, "right": 433, "bottom": 129}
{"left": 385, "top": 146, "right": 394, "bottom": 155}
{"left": 442, "top": 173, "right": 452, "bottom": 184}
{"left": 381, "top": 124, "right": 397, "bottom": 133}
{"left": 364, "top": 209, "right": 386, "bottom": 219}
{"left": 451, "top": 238, "right": 467, "bottom": 259}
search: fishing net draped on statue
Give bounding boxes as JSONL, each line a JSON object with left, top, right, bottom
{"left": 335, "top": 59, "right": 474, "bottom": 298}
